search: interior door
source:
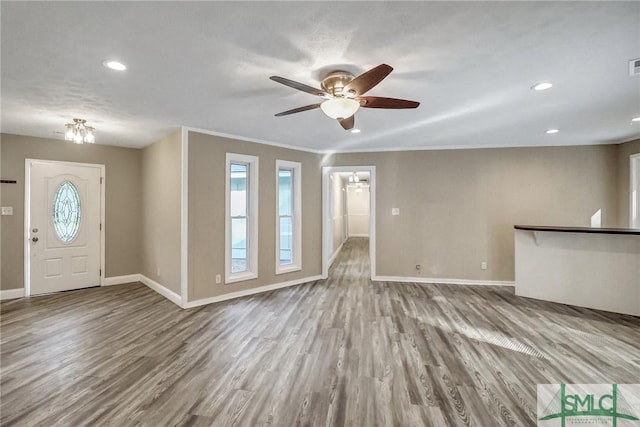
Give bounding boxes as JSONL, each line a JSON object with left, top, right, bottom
{"left": 28, "top": 160, "right": 102, "bottom": 295}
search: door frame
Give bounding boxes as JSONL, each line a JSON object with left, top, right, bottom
{"left": 630, "top": 153, "right": 640, "bottom": 228}
{"left": 321, "top": 165, "right": 376, "bottom": 279}
{"left": 24, "top": 159, "right": 106, "bottom": 296}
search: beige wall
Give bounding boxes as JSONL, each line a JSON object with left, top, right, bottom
{"left": 141, "top": 131, "right": 182, "bottom": 294}
{"left": 2, "top": 129, "right": 634, "bottom": 299}
{"left": 325, "top": 144, "right": 619, "bottom": 281}
{"left": 617, "top": 138, "right": 640, "bottom": 227}
{"left": 331, "top": 173, "right": 346, "bottom": 257}
{"left": 347, "top": 185, "right": 370, "bottom": 237}
{"left": 0, "top": 134, "right": 142, "bottom": 290}
{"left": 187, "top": 131, "right": 322, "bottom": 301}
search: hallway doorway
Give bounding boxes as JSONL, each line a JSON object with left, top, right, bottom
{"left": 321, "top": 166, "right": 376, "bottom": 279}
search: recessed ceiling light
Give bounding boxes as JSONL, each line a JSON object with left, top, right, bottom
{"left": 546, "top": 129, "right": 559, "bottom": 134}
{"left": 350, "top": 129, "right": 361, "bottom": 134}
{"left": 531, "top": 82, "right": 553, "bottom": 91}
{"left": 632, "top": 116, "right": 640, "bottom": 123}
{"left": 102, "top": 60, "right": 127, "bottom": 71}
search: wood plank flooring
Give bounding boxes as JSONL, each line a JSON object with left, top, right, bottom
{"left": 1, "top": 237, "right": 639, "bottom": 426}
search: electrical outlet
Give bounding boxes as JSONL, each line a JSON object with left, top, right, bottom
{"left": 481, "top": 262, "right": 487, "bottom": 270}
{"left": 215, "top": 274, "right": 221, "bottom": 284}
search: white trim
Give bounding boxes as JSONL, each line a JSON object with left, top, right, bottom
{"left": 183, "top": 126, "right": 319, "bottom": 154}
{"left": 630, "top": 153, "right": 640, "bottom": 228}
{"left": 24, "top": 159, "right": 106, "bottom": 295}
{"left": 183, "top": 275, "right": 322, "bottom": 309}
{"left": 373, "top": 275, "right": 515, "bottom": 287}
{"left": 318, "top": 140, "right": 622, "bottom": 154}
{"left": 100, "top": 169, "right": 106, "bottom": 287}
{"left": 0, "top": 288, "right": 25, "bottom": 300}
{"left": 181, "top": 127, "right": 189, "bottom": 306}
{"left": 225, "top": 153, "right": 259, "bottom": 284}
{"left": 104, "top": 274, "right": 141, "bottom": 286}
{"left": 348, "top": 233, "right": 370, "bottom": 237}
{"left": 139, "top": 274, "right": 182, "bottom": 307}
{"left": 275, "top": 159, "right": 302, "bottom": 275}
{"left": 328, "top": 242, "right": 343, "bottom": 267}
{"left": 322, "top": 166, "right": 376, "bottom": 280}
{"left": 178, "top": 125, "right": 624, "bottom": 155}
{"left": 24, "top": 161, "right": 30, "bottom": 294}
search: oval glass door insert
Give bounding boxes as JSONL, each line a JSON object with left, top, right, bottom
{"left": 52, "top": 181, "right": 82, "bottom": 243}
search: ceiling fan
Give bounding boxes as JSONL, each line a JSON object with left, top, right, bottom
{"left": 270, "top": 64, "right": 420, "bottom": 131}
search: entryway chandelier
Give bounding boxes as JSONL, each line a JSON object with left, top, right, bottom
{"left": 64, "top": 118, "right": 95, "bottom": 144}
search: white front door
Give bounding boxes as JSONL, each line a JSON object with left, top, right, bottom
{"left": 28, "top": 160, "right": 102, "bottom": 295}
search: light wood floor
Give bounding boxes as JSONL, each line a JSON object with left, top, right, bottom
{"left": 1, "top": 238, "right": 639, "bottom": 426}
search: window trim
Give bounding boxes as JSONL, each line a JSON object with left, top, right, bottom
{"left": 631, "top": 153, "right": 640, "bottom": 228}
{"left": 225, "top": 153, "right": 259, "bottom": 284}
{"left": 275, "top": 160, "right": 302, "bottom": 275}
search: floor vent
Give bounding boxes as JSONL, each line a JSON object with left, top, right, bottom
{"left": 630, "top": 58, "right": 640, "bottom": 76}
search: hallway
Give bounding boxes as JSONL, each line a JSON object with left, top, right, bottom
{"left": 1, "top": 238, "right": 639, "bottom": 426}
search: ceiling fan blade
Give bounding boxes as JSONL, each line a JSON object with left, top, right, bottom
{"left": 270, "top": 76, "right": 328, "bottom": 97}
{"left": 342, "top": 64, "right": 393, "bottom": 96}
{"left": 338, "top": 115, "right": 355, "bottom": 130}
{"left": 274, "top": 103, "right": 322, "bottom": 117}
{"left": 358, "top": 96, "right": 420, "bottom": 109}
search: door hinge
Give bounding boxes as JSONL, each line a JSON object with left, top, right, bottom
{"left": 99, "top": 223, "right": 102, "bottom": 230}
{"left": 100, "top": 177, "right": 103, "bottom": 184}
{"left": 99, "top": 268, "right": 102, "bottom": 276}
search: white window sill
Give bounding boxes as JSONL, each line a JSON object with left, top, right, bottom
{"left": 275, "top": 265, "right": 302, "bottom": 275}
{"left": 225, "top": 272, "right": 258, "bottom": 284}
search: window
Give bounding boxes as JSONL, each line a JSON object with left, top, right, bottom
{"left": 52, "top": 181, "right": 81, "bottom": 243}
{"left": 276, "top": 160, "right": 301, "bottom": 274}
{"left": 226, "top": 153, "right": 259, "bottom": 283}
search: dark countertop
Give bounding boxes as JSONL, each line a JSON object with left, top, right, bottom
{"left": 514, "top": 225, "right": 640, "bottom": 236}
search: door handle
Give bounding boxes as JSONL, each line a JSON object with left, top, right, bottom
{"left": 31, "top": 237, "right": 39, "bottom": 242}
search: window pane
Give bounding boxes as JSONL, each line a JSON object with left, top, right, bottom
{"left": 231, "top": 217, "right": 248, "bottom": 273}
{"left": 52, "top": 181, "right": 81, "bottom": 243}
{"left": 279, "top": 216, "right": 292, "bottom": 265}
{"left": 278, "top": 169, "right": 292, "bottom": 216}
{"left": 230, "top": 163, "right": 248, "bottom": 217}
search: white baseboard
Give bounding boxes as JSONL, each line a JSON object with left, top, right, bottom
{"left": 0, "top": 288, "right": 25, "bottom": 300}
{"left": 372, "top": 275, "right": 515, "bottom": 287}
{"left": 184, "top": 275, "right": 323, "bottom": 309}
{"left": 138, "top": 275, "right": 183, "bottom": 307}
{"left": 328, "top": 243, "right": 343, "bottom": 267}
{"left": 348, "top": 234, "right": 369, "bottom": 238}
{"left": 104, "top": 274, "right": 141, "bottom": 286}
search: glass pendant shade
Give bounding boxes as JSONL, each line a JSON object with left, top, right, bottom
{"left": 84, "top": 127, "right": 95, "bottom": 143}
{"left": 320, "top": 98, "right": 360, "bottom": 119}
{"left": 65, "top": 124, "right": 76, "bottom": 141}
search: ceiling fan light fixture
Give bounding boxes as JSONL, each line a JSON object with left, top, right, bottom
{"left": 320, "top": 98, "right": 360, "bottom": 120}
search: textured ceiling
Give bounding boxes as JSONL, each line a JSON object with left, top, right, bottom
{"left": 2, "top": 1, "right": 639, "bottom": 151}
